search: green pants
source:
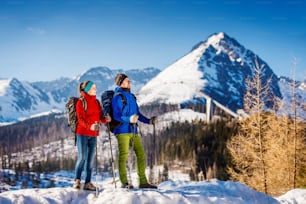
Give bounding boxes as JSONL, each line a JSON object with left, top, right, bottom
{"left": 116, "top": 133, "right": 148, "bottom": 185}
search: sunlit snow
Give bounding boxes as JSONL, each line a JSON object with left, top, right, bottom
{"left": 1, "top": 170, "right": 305, "bottom": 204}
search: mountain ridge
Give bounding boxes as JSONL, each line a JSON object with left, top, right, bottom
{"left": 0, "top": 67, "right": 160, "bottom": 123}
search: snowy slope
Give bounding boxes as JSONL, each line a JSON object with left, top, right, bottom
{"left": 137, "top": 37, "right": 207, "bottom": 105}
{"left": 137, "top": 32, "right": 284, "bottom": 115}
{"left": 0, "top": 78, "right": 60, "bottom": 122}
{"left": 1, "top": 170, "right": 305, "bottom": 204}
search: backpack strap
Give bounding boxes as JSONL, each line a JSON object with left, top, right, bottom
{"left": 96, "top": 99, "right": 101, "bottom": 107}
{"left": 109, "top": 92, "right": 126, "bottom": 132}
{"left": 114, "top": 92, "right": 126, "bottom": 106}
{"left": 79, "top": 97, "right": 87, "bottom": 111}
{"left": 79, "top": 97, "right": 100, "bottom": 111}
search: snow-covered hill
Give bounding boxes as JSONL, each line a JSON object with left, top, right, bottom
{"left": 0, "top": 170, "right": 305, "bottom": 204}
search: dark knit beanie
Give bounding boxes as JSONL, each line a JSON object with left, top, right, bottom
{"left": 115, "top": 73, "right": 128, "bottom": 86}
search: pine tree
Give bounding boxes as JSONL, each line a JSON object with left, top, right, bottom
{"left": 227, "top": 59, "right": 273, "bottom": 194}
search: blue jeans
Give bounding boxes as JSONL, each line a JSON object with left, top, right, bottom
{"left": 75, "top": 134, "right": 97, "bottom": 183}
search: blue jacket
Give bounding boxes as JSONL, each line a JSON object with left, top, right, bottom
{"left": 111, "top": 87, "right": 150, "bottom": 135}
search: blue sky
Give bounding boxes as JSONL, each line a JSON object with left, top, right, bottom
{"left": 0, "top": 0, "right": 305, "bottom": 82}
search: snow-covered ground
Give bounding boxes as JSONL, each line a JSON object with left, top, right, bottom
{"left": 0, "top": 109, "right": 305, "bottom": 203}
{"left": 0, "top": 170, "right": 305, "bottom": 204}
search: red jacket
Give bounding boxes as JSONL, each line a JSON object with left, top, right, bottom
{"left": 76, "top": 92, "right": 107, "bottom": 137}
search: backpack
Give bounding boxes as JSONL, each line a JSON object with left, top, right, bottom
{"left": 101, "top": 90, "right": 126, "bottom": 133}
{"left": 65, "top": 96, "right": 87, "bottom": 145}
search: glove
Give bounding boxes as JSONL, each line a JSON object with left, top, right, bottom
{"left": 105, "top": 114, "right": 112, "bottom": 123}
{"left": 130, "top": 114, "right": 139, "bottom": 124}
{"left": 150, "top": 116, "right": 157, "bottom": 125}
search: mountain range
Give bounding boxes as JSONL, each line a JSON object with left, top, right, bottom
{"left": 0, "top": 67, "right": 160, "bottom": 124}
{"left": 0, "top": 32, "right": 305, "bottom": 124}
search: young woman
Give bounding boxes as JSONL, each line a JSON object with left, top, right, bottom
{"left": 73, "top": 80, "right": 111, "bottom": 191}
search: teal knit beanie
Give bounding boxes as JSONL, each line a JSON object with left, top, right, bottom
{"left": 84, "top": 81, "right": 94, "bottom": 93}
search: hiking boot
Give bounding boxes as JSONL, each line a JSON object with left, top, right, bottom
{"left": 121, "top": 183, "right": 134, "bottom": 189}
{"left": 84, "top": 182, "right": 97, "bottom": 191}
{"left": 73, "top": 179, "right": 81, "bottom": 189}
{"left": 139, "top": 183, "right": 157, "bottom": 189}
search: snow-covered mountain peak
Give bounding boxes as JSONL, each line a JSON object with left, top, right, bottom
{"left": 137, "top": 32, "right": 243, "bottom": 106}
{"left": 137, "top": 39, "right": 206, "bottom": 105}
{"left": 206, "top": 32, "right": 225, "bottom": 46}
{"left": 137, "top": 33, "right": 246, "bottom": 105}
{"left": 138, "top": 32, "right": 283, "bottom": 114}
{"left": 75, "top": 66, "right": 114, "bottom": 81}
{"left": 204, "top": 32, "right": 247, "bottom": 64}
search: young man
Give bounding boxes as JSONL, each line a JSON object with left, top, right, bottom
{"left": 73, "top": 80, "right": 111, "bottom": 191}
{"left": 111, "top": 73, "right": 157, "bottom": 189}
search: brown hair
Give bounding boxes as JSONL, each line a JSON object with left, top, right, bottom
{"left": 78, "top": 80, "right": 91, "bottom": 93}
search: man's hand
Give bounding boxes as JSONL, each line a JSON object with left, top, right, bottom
{"left": 130, "top": 114, "right": 139, "bottom": 124}
{"left": 150, "top": 116, "right": 157, "bottom": 125}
